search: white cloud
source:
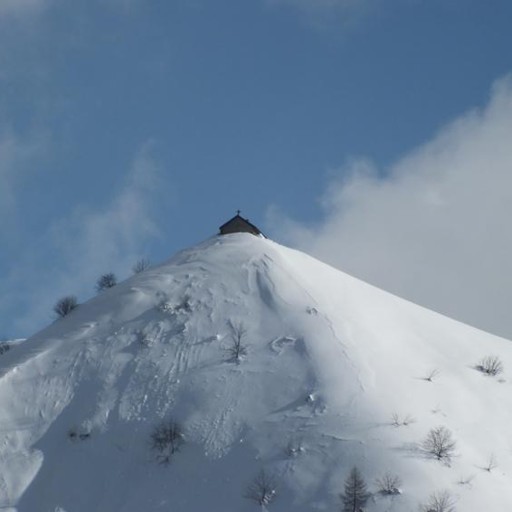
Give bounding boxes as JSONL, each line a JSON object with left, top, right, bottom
{"left": 276, "top": 75, "right": 512, "bottom": 339}
{"left": 2, "top": 142, "right": 165, "bottom": 336}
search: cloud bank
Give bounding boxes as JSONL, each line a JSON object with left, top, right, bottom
{"left": 277, "top": 76, "right": 512, "bottom": 339}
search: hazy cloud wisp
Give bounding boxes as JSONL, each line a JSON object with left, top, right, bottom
{"left": 267, "top": 0, "right": 377, "bottom": 27}
{"left": 3, "top": 143, "right": 163, "bottom": 336}
{"left": 0, "top": 0, "right": 50, "bottom": 18}
{"left": 0, "top": 130, "right": 46, "bottom": 240}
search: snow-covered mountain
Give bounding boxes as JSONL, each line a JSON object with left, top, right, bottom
{"left": 1, "top": 234, "right": 511, "bottom": 511}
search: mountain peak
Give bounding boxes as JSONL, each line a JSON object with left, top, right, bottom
{"left": 0, "top": 236, "right": 511, "bottom": 511}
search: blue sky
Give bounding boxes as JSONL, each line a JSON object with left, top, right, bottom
{"left": 2, "top": 0, "right": 512, "bottom": 339}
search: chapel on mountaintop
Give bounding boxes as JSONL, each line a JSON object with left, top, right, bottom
{"left": 219, "top": 211, "right": 264, "bottom": 237}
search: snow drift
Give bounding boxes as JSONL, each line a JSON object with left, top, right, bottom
{"left": 0, "top": 233, "right": 511, "bottom": 511}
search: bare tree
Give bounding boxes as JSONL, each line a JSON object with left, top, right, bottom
{"left": 376, "top": 472, "right": 402, "bottom": 495}
{"left": 340, "top": 466, "right": 371, "bottom": 512}
{"left": 476, "top": 356, "right": 503, "bottom": 377}
{"left": 133, "top": 258, "right": 151, "bottom": 274}
{"left": 419, "top": 490, "right": 455, "bottom": 512}
{"left": 95, "top": 272, "right": 117, "bottom": 292}
{"left": 150, "top": 420, "right": 184, "bottom": 464}
{"left": 226, "top": 321, "right": 247, "bottom": 363}
{"left": 422, "top": 426, "right": 456, "bottom": 464}
{"left": 54, "top": 296, "right": 78, "bottom": 318}
{"left": 244, "top": 470, "right": 278, "bottom": 507}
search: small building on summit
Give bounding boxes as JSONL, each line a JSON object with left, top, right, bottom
{"left": 219, "top": 212, "right": 265, "bottom": 237}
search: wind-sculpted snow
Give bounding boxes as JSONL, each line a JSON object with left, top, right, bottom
{"left": 0, "top": 234, "right": 511, "bottom": 511}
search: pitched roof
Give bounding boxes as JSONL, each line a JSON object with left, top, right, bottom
{"left": 219, "top": 213, "right": 265, "bottom": 237}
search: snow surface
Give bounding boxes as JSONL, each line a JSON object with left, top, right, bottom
{"left": 1, "top": 233, "right": 511, "bottom": 511}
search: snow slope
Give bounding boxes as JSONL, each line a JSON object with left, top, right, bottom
{"left": 0, "top": 233, "right": 511, "bottom": 511}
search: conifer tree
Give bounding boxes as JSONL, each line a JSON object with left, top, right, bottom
{"left": 340, "top": 466, "right": 371, "bottom": 512}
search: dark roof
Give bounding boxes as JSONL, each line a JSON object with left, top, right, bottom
{"left": 219, "top": 213, "right": 265, "bottom": 237}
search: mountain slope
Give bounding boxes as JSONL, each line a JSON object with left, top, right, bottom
{"left": 0, "top": 233, "right": 511, "bottom": 511}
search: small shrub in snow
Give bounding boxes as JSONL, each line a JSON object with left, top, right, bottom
{"left": 422, "top": 426, "right": 456, "bottom": 464}
{"left": 0, "top": 342, "right": 10, "bottom": 355}
{"left": 132, "top": 258, "right": 151, "bottom": 274}
{"left": 482, "top": 453, "right": 497, "bottom": 472}
{"left": 340, "top": 466, "right": 371, "bottom": 512}
{"left": 376, "top": 472, "right": 402, "bottom": 495}
{"left": 424, "top": 368, "right": 440, "bottom": 382}
{"left": 419, "top": 490, "right": 455, "bottom": 512}
{"left": 457, "top": 474, "right": 474, "bottom": 487}
{"left": 95, "top": 272, "right": 117, "bottom": 292}
{"left": 391, "top": 412, "right": 415, "bottom": 427}
{"left": 150, "top": 420, "right": 184, "bottom": 464}
{"left": 226, "top": 321, "right": 247, "bottom": 363}
{"left": 68, "top": 427, "right": 91, "bottom": 441}
{"left": 244, "top": 469, "right": 278, "bottom": 507}
{"left": 476, "top": 355, "right": 503, "bottom": 377}
{"left": 53, "top": 296, "right": 78, "bottom": 318}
